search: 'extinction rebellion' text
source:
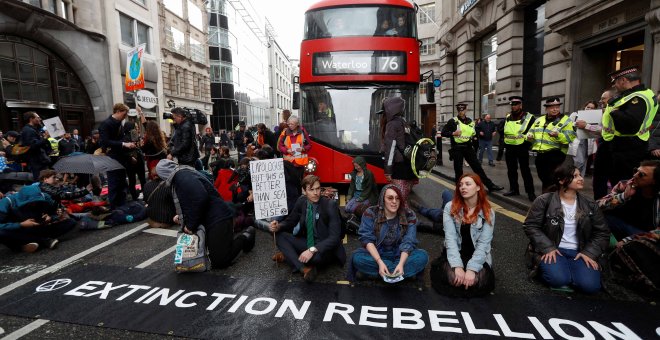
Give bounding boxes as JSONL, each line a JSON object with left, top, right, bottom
{"left": 56, "top": 280, "right": 645, "bottom": 339}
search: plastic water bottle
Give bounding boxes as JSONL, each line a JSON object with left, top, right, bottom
{"left": 126, "top": 215, "right": 134, "bottom": 223}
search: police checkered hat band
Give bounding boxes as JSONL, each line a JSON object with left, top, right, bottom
{"left": 608, "top": 66, "right": 639, "bottom": 83}
{"left": 543, "top": 98, "right": 562, "bottom": 107}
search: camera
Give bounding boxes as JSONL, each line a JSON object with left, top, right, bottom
{"left": 162, "top": 107, "right": 208, "bottom": 125}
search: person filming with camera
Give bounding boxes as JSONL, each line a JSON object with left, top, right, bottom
{"left": 168, "top": 107, "right": 201, "bottom": 169}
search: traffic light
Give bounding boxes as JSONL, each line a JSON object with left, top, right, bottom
{"left": 425, "top": 82, "right": 435, "bottom": 103}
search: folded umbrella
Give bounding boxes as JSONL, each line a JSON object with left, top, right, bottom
{"left": 53, "top": 153, "right": 125, "bottom": 174}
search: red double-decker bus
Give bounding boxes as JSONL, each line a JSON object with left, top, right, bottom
{"left": 298, "top": 0, "right": 421, "bottom": 184}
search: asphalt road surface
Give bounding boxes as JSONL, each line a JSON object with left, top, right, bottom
{"left": 0, "top": 175, "right": 657, "bottom": 339}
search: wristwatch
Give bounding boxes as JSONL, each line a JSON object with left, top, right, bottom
{"left": 309, "top": 247, "right": 318, "bottom": 253}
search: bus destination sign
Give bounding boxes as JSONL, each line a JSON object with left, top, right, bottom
{"left": 313, "top": 51, "right": 406, "bottom": 75}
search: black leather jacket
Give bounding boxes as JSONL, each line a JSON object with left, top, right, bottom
{"left": 523, "top": 192, "right": 610, "bottom": 262}
{"left": 169, "top": 119, "right": 199, "bottom": 165}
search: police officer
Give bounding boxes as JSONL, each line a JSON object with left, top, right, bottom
{"left": 527, "top": 97, "right": 576, "bottom": 193}
{"left": 602, "top": 66, "right": 659, "bottom": 184}
{"left": 502, "top": 96, "right": 536, "bottom": 201}
{"left": 441, "top": 102, "right": 503, "bottom": 192}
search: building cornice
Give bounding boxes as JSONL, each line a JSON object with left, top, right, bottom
{"left": 548, "top": 0, "right": 624, "bottom": 34}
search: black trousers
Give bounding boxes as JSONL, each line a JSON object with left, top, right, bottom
{"left": 276, "top": 232, "right": 336, "bottom": 272}
{"left": 430, "top": 251, "right": 495, "bottom": 298}
{"left": 126, "top": 154, "right": 147, "bottom": 200}
{"left": 206, "top": 218, "right": 245, "bottom": 269}
{"left": 610, "top": 148, "right": 646, "bottom": 187}
{"left": 534, "top": 149, "right": 566, "bottom": 193}
{"left": 505, "top": 143, "right": 535, "bottom": 194}
{"left": 435, "top": 137, "right": 443, "bottom": 165}
{"left": 496, "top": 136, "right": 505, "bottom": 161}
{"left": 0, "top": 218, "right": 76, "bottom": 251}
{"left": 106, "top": 168, "right": 127, "bottom": 209}
{"left": 592, "top": 141, "right": 611, "bottom": 200}
{"left": 451, "top": 144, "right": 495, "bottom": 189}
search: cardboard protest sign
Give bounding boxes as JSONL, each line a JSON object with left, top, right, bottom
{"left": 43, "top": 116, "right": 65, "bottom": 138}
{"left": 250, "top": 158, "right": 287, "bottom": 220}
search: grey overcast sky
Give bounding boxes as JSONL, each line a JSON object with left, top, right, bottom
{"left": 249, "top": 0, "right": 318, "bottom": 60}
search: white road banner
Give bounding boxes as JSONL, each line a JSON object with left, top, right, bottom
{"left": 250, "top": 158, "right": 288, "bottom": 220}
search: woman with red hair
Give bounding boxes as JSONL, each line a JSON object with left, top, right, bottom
{"left": 431, "top": 173, "right": 496, "bottom": 297}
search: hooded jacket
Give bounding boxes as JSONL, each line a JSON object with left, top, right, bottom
{"left": 381, "top": 98, "right": 407, "bottom": 174}
{"left": 347, "top": 156, "right": 377, "bottom": 204}
{"left": 0, "top": 185, "right": 55, "bottom": 230}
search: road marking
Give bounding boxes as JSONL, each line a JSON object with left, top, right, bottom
{"left": 0, "top": 319, "right": 49, "bottom": 340}
{"left": 425, "top": 175, "right": 526, "bottom": 223}
{"left": 0, "top": 223, "right": 149, "bottom": 297}
{"left": 143, "top": 228, "right": 178, "bottom": 238}
{"left": 135, "top": 245, "right": 177, "bottom": 269}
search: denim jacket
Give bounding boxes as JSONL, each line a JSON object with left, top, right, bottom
{"left": 358, "top": 205, "right": 418, "bottom": 255}
{"left": 442, "top": 201, "right": 495, "bottom": 272}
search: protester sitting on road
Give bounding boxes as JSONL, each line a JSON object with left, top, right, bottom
{"left": 0, "top": 184, "right": 75, "bottom": 253}
{"left": 345, "top": 156, "right": 378, "bottom": 218}
{"left": 597, "top": 160, "right": 660, "bottom": 240}
{"left": 408, "top": 189, "right": 454, "bottom": 234}
{"left": 156, "top": 159, "right": 255, "bottom": 269}
{"left": 524, "top": 162, "right": 609, "bottom": 294}
{"left": 269, "top": 175, "right": 345, "bottom": 283}
{"left": 430, "top": 174, "right": 495, "bottom": 297}
{"left": 348, "top": 184, "right": 428, "bottom": 282}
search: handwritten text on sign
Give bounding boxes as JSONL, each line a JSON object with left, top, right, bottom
{"left": 250, "top": 159, "right": 288, "bottom": 220}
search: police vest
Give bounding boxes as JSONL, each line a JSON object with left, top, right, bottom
{"left": 601, "top": 88, "right": 658, "bottom": 142}
{"left": 529, "top": 115, "right": 574, "bottom": 153}
{"left": 282, "top": 130, "right": 309, "bottom": 166}
{"left": 48, "top": 137, "right": 59, "bottom": 156}
{"left": 452, "top": 117, "right": 475, "bottom": 144}
{"left": 504, "top": 112, "right": 533, "bottom": 146}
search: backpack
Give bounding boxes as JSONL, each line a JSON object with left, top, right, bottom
{"left": 608, "top": 233, "right": 660, "bottom": 297}
{"left": 397, "top": 117, "right": 437, "bottom": 178}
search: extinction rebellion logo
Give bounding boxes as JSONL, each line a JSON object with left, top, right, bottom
{"left": 36, "top": 279, "right": 72, "bottom": 292}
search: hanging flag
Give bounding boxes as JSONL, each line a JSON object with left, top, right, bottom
{"left": 125, "top": 44, "right": 146, "bottom": 91}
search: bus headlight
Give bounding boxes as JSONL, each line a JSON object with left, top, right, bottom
{"left": 305, "top": 158, "right": 318, "bottom": 174}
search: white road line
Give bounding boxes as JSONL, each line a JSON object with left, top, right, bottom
{"left": 135, "top": 245, "right": 177, "bottom": 269}
{"left": 426, "top": 174, "right": 526, "bottom": 223}
{"left": 0, "top": 223, "right": 149, "bottom": 297}
{"left": 0, "top": 319, "right": 49, "bottom": 340}
{"left": 142, "top": 228, "right": 178, "bottom": 238}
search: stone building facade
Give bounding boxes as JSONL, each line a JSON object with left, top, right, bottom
{"left": 267, "top": 28, "right": 293, "bottom": 129}
{"left": 159, "top": 0, "right": 211, "bottom": 132}
{"left": 436, "top": 0, "right": 660, "bottom": 122}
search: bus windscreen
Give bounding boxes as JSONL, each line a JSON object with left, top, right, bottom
{"left": 300, "top": 84, "right": 418, "bottom": 153}
{"left": 305, "top": 6, "right": 416, "bottom": 40}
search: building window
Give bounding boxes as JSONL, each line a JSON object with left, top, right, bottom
{"left": 120, "top": 13, "right": 151, "bottom": 53}
{"left": 419, "top": 3, "right": 435, "bottom": 25}
{"left": 420, "top": 38, "right": 435, "bottom": 56}
{"left": 166, "top": 26, "right": 186, "bottom": 55}
{"left": 210, "top": 61, "right": 233, "bottom": 83}
{"left": 175, "top": 71, "right": 182, "bottom": 95}
{"left": 206, "top": 0, "right": 226, "bottom": 15}
{"left": 163, "top": 0, "right": 183, "bottom": 17}
{"left": 60, "top": 1, "right": 69, "bottom": 20}
{"left": 133, "top": 0, "right": 146, "bottom": 6}
{"left": 188, "top": 1, "right": 204, "bottom": 31}
{"left": 190, "top": 37, "right": 205, "bottom": 63}
{"left": 475, "top": 32, "right": 498, "bottom": 117}
{"left": 193, "top": 74, "right": 200, "bottom": 97}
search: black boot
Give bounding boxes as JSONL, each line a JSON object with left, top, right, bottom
{"left": 240, "top": 226, "right": 256, "bottom": 252}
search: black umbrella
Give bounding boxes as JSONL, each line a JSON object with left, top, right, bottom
{"left": 53, "top": 153, "right": 125, "bottom": 174}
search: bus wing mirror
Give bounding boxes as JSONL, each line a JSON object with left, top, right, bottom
{"left": 425, "top": 82, "right": 435, "bottom": 103}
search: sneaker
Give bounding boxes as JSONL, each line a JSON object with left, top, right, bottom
{"left": 241, "top": 227, "right": 256, "bottom": 252}
{"left": 302, "top": 265, "right": 318, "bottom": 283}
{"left": 271, "top": 251, "right": 285, "bottom": 263}
{"left": 21, "top": 242, "right": 39, "bottom": 253}
{"left": 46, "top": 239, "right": 59, "bottom": 249}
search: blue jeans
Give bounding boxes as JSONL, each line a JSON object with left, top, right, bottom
{"left": 478, "top": 139, "right": 494, "bottom": 163}
{"left": 352, "top": 249, "right": 428, "bottom": 278}
{"left": 605, "top": 214, "right": 645, "bottom": 240}
{"left": 538, "top": 247, "right": 601, "bottom": 294}
{"left": 417, "top": 189, "right": 453, "bottom": 223}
